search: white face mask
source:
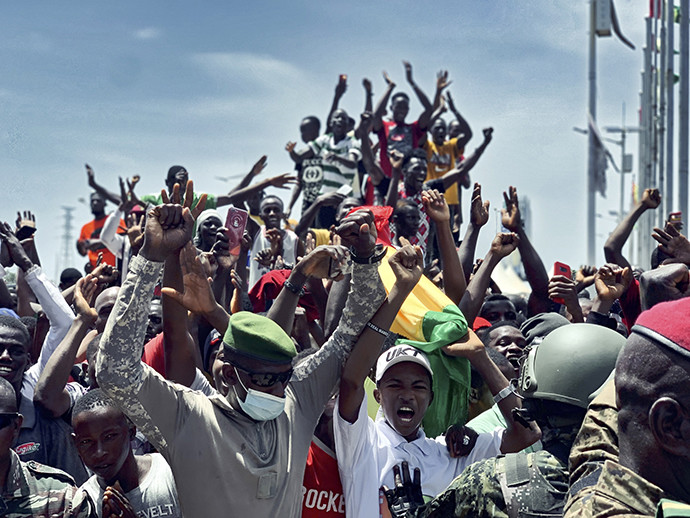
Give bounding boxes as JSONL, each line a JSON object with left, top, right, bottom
{"left": 232, "top": 367, "right": 286, "bottom": 421}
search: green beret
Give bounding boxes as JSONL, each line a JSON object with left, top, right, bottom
{"left": 222, "top": 312, "right": 297, "bottom": 364}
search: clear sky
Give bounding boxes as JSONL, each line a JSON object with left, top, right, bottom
{"left": 1, "top": 1, "right": 653, "bottom": 282}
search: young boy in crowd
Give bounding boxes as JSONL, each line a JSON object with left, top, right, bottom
{"left": 247, "top": 195, "right": 305, "bottom": 289}
{"left": 335, "top": 332, "right": 541, "bottom": 517}
{"left": 72, "top": 389, "right": 181, "bottom": 518}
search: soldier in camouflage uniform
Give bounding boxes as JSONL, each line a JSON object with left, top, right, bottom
{"left": 0, "top": 377, "right": 94, "bottom": 517}
{"left": 95, "top": 200, "right": 387, "bottom": 517}
{"left": 564, "top": 298, "right": 690, "bottom": 517}
{"left": 384, "top": 323, "right": 625, "bottom": 518}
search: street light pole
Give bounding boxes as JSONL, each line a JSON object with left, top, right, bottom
{"left": 587, "top": 0, "right": 597, "bottom": 265}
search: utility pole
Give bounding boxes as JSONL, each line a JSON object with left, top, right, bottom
{"left": 681, "top": 0, "right": 689, "bottom": 224}
{"left": 659, "top": 0, "right": 668, "bottom": 227}
{"left": 587, "top": 0, "right": 598, "bottom": 265}
{"left": 60, "top": 206, "right": 75, "bottom": 273}
{"left": 667, "top": 0, "right": 676, "bottom": 214}
{"left": 605, "top": 104, "right": 640, "bottom": 222}
{"left": 587, "top": 0, "right": 635, "bottom": 265}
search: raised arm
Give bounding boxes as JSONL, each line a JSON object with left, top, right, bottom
{"left": 285, "top": 140, "right": 316, "bottom": 164}
{"left": 358, "top": 112, "right": 385, "bottom": 186}
{"left": 590, "top": 263, "right": 632, "bottom": 316}
{"left": 604, "top": 187, "right": 661, "bottom": 269}
{"left": 362, "top": 78, "right": 374, "bottom": 115}
{"left": 226, "top": 155, "right": 268, "bottom": 196}
{"left": 0, "top": 221, "right": 78, "bottom": 387}
{"left": 418, "top": 70, "right": 452, "bottom": 130}
{"left": 223, "top": 173, "right": 298, "bottom": 207}
{"left": 86, "top": 164, "right": 121, "bottom": 205}
{"left": 162, "top": 242, "right": 230, "bottom": 338}
{"left": 403, "top": 61, "right": 432, "bottom": 112}
{"left": 338, "top": 245, "right": 424, "bottom": 423}
{"left": 294, "top": 192, "right": 346, "bottom": 239}
{"left": 458, "top": 183, "right": 490, "bottom": 285}
{"left": 439, "top": 128, "right": 493, "bottom": 189}
{"left": 34, "top": 275, "right": 98, "bottom": 417}
{"left": 325, "top": 75, "right": 347, "bottom": 134}
{"left": 422, "top": 190, "right": 466, "bottom": 303}
{"left": 266, "top": 245, "right": 350, "bottom": 334}
{"left": 292, "top": 209, "right": 386, "bottom": 383}
{"left": 445, "top": 91, "right": 473, "bottom": 150}
{"left": 96, "top": 183, "right": 204, "bottom": 449}
{"left": 458, "top": 232, "right": 520, "bottom": 325}
{"left": 384, "top": 151, "right": 405, "bottom": 208}
{"left": 372, "top": 72, "right": 397, "bottom": 132}
{"left": 501, "top": 185, "right": 550, "bottom": 317}
{"left": 443, "top": 332, "right": 541, "bottom": 453}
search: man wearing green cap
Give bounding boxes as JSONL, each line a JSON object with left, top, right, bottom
{"left": 96, "top": 201, "right": 387, "bottom": 517}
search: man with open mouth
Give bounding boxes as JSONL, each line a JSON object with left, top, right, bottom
{"left": 334, "top": 328, "right": 541, "bottom": 517}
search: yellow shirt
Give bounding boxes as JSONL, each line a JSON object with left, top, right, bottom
{"left": 425, "top": 138, "right": 463, "bottom": 205}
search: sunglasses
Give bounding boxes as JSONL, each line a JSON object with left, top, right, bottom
{"left": 0, "top": 413, "right": 19, "bottom": 429}
{"left": 232, "top": 364, "right": 293, "bottom": 387}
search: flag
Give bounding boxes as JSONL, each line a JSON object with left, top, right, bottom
{"left": 377, "top": 247, "right": 471, "bottom": 437}
{"left": 588, "top": 112, "right": 618, "bottom": 197}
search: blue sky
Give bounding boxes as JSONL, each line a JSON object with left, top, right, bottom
{"left": 1, "top": 1, "right": 651, "bottom": 281}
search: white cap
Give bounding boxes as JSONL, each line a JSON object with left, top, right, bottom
{"left": 375, "top": 345, "right": 433, "bottom": 383}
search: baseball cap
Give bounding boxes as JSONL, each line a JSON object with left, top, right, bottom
{"left": 375, "top": 345, "right": 433, "bottom": 383}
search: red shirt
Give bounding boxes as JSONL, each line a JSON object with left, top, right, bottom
{"left": 302, "top": 439, "right": 345, "bottom": 517}
{"left": 377, "top": 120, "right": 425, "bottom": 178}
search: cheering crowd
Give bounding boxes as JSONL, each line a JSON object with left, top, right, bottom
{"left": 1, "top": 62, "right": 690, "bottom": 517}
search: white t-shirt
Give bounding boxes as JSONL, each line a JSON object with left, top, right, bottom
{"left": 333, "top": 392, "right": 504, "bottom": 518}
{"left": 308, "top": 133, "right": 362, "bottom": 194}
{"left": 80, "top": 453, "right": 182, "bottom": 518}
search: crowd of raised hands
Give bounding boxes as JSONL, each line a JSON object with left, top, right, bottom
{"left": 2, "top": 61, "right": 690, "bottom": 518}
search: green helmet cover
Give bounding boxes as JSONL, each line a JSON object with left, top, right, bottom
{"left": 519, "top": 323, "right": 625, "bottom": 409}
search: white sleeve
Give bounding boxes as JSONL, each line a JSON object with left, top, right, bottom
{"left": 22, "top": 265, "right": 75, "bottom": 395}
{"left": 101, "top": 209, "right": 125, "bottom": 258}
{"left": 333, "top": 392, "right": 382, "bottom": 518}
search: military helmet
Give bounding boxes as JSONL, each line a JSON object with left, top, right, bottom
{"left": 518, "top": 323, "right": 625, "bottom": 409}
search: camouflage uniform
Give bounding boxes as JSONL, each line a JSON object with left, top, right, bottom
{"left": 414, "top": 449, "right": 568, "bottom": 517}
{"left": 567, "top": 379, "right": 619, "bottom": 495}
{"left": 563, "top": 459, "right": 667, "bottom": 517}
{"left": 95, "top": 255, "right": 386, "bottom": 517}
{"left": 1, "top": 450, "right": 94, "bottom": 517}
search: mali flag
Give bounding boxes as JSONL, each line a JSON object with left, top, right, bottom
{"left": 378, "top": 247, "right": 471, "bottom": 438}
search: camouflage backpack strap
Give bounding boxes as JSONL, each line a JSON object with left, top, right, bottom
{"left": 498, "top": 452, "right": 565, "bottom": 518}
{"left": 498, "top": 453, "right": 530, "bottom": 518}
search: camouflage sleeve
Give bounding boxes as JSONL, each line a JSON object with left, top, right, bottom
{"left": 71, "top": 488, "right": 97, "bottom": 518}
{"left": 293, "top": 262, "right": 386, "bottom": 381}
{"left": 568, "top": 379, "right": 619, "bottom": 488}
{"left": 95, "top": 254, "right": 167, "bottom": 449}
{"left": 421, "top": 459, "right": 508, "bottom": 518}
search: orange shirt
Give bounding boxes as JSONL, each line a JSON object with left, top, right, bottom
{"left": 78, "top": 217, "right": 125, "bottom": 267}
